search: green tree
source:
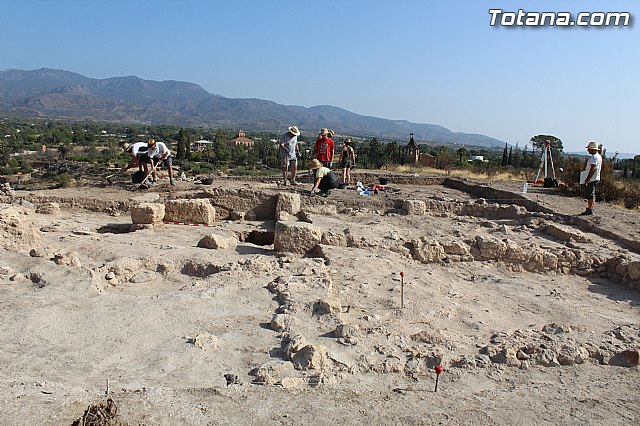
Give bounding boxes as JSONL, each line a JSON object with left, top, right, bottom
{"left": 213, "top": 130, "right": 231, "bottom": 165}
{"left": 176, "top": 129, "right": 188, "bottom": 159}
{"left": 501, "top": 143, "right": 509, "bottom": 167}
{"left": 231, "top": 145, "right": 248, "bottom": 166}
{"left": 457, "top": 147, "right": 468, "bottom": 165}
{"left": 530, "top": 135, "right": 563, "bottom": 153}
{"left": 58, "top": 143, "right": 72, "bottom": 160}
{"left": 384, "top": 141, "right": 400, "bottom": 165}
{"left": 437, "top": 146, "right": 454, "bottom": 170}
{"left": 530, "top": 134, "right": 563, "bottom": 168}
{"left": 366, "top": 138, "right": 383, "bottom": 168}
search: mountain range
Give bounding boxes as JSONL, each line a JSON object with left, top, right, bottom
{"left": 0, "top": 68, "right": 505, "bottom": 147}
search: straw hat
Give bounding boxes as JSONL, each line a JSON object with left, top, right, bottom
{"left": 328, "top": 129, "right": 335, "bottom": 137}
{"left": 319, "top": 128, "right": 329, "bottom": 136}
{"left": 585, "top": 141, "right": 601, "bottom": 151}
{"left": 147, "top": 138, "right": 156, "bottom": 146}
{"left": 344, "top": 137, "right": 352, "bottom": 144}
{"left": 308, "top": 159, "right": 322, "bottom": 169}
{"left": 288, "top": 126, "right": 300, "bottom": 136}
{"left": 122, "top": 143, "right": 131, "bottom": 152}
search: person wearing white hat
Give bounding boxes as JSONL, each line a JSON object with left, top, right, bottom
{"left": 279, "top": 126, "right": 302, "bottom": 186}
{"left": 120, "top": 141, "right": 148, "bottom": 173}
{"left": 580, "top": 141, "right": 602, "bottom": 216}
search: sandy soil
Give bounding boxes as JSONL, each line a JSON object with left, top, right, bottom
{"left": 0, "top": 173, "right": 638, "bottom": 425}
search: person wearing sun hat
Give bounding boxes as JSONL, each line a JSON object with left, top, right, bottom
{"left": 120, "top": 140, "right": 148, "bottom": 173}
{"left": 314, "top": 128, "right": 335, "bottom": 168}
{"left": 308, "top": 158, "right": 339, "bottom": 197}
{"left": 279, "top": 125, "right": 302, "bottom": 186}
{"left": 580, "top": 141, "right": 602, "bottom": 216}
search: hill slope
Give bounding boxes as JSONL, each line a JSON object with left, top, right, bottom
{"left": 0, "top": 68, "right": 504, "bottom": 147}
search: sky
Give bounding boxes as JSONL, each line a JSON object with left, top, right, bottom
{"left": 1, "top": 0, "right": 638, "bottom": 155}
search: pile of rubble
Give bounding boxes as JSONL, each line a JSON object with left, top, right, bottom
{"left": 453, "top": 323, "right": 640, "bottom": 369}
{"left": 0, "top": 182, "right": 15, "bottom": 197}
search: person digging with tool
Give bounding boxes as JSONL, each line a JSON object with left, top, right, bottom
{"left": 141, "top": 139, "right": 176, "bottom": 186}
{"left": 580, "top": 141, "right": 602, "bottom": 216}
{"left": 308, "top": 158, "right": 339, "bottom": 197}
{"left": 120, "top": 141, "right": 148, "bottom": 173}
{"left": 279, "top": 125, "right": 302, "bottom": 186}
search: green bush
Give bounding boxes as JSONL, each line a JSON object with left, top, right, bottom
{"left": 56, "top": 173, "right": 74, "bottom": 188}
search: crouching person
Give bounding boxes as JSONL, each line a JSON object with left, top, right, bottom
{"left": 308, "top": 159, "right": 339, "bottom": 197}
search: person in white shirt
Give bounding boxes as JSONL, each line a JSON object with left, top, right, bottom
{"left": 141, "top": 139, "right": 175, "bottom": 186}
{"left": 279, "top": 125, "right": 301, "bottom": 186}
{"left": 120, "top": 141, "right": 148, "bottom": 173}
{"left": 580, "top": 141, "right": 602, "bottom": 216}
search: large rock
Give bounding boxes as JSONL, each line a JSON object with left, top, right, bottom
{"left": 270, "top": 314, "right": 298, "bottom": 333}
{"left": 403, "top": 200, "right": 426, "bottom": 215}
{"left": 472, "top": 235, "right": 507, "bottom": 260}
{"left": 273, "top": 221, "right": 322, "bottom": 254}
{"left": 276, "top": 193, "right": 301, "bottom": 215}
{"left": 314, "top": 298, "right": 342, "bottom": 315}
{"left": 442, "top": 240, "right": 470, "bottom": 256}
{"left": 291, "top": 344, "right": 329, "bottom": 370}
{"left": 321, "top": 230, "right": 348, "bottom": 247}
{"left": 626, "top": 261, "right": 640, "bottom": 281}
{"left": 0, "top": 206, "right": 44, "bottom": 252}
{"left": 411, "top": 238, "right": 446, "bottom": 263}
{"left": 198, "top": 233, "right": 237, "bottom": 250}
{"left": 35, "top": 202, "right": 61, "bottom": 215}
{"left": 164, "top": 199, "right": 216, "bottom": 224}
{"left": 541, "top": 222, "right": 591, "bottom": 243}
{"left": 131, "top": 203, "right": 165, "bottom": 224}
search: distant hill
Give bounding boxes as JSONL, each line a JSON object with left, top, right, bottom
{"left": 0, "top": 68, "right": 505, "bottom": 147}
{"left": 565, "top": 151, "right": 638, "bottom": 160}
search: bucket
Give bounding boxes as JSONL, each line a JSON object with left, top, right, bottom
{"left": 131, "top": 171, "right": 146, "bottom": 184}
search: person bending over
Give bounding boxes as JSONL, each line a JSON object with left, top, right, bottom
{"left": 308, "top": 159, "right": 339, "bottom": 197}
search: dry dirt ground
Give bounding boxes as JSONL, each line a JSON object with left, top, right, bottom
{"left": 0, "top": 172, "right": 638, "bottom": 425}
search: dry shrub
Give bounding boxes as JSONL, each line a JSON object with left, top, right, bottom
{"left": 558, "top": 156, "right": 640, "bottom": 209}
{"left": 72, "top": 398, "right": 126, "bottom": 426}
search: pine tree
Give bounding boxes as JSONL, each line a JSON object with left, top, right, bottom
{"left": 501, "top": 143, "right": 508, "bottom": 166}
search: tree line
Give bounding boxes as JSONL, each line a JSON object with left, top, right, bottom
{"left": 1, "top": 118, "right": 639, "bottom": 180}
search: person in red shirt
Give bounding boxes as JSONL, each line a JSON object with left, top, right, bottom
{"left": 314, "top": 128, "right": 335, "bottom": 168}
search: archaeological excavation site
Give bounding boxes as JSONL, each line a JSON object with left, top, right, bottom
{"left": 1, "top": 173, "right": 638, "bottom": 425}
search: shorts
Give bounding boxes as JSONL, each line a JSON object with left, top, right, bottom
{"left": 341, "top": 160, "right": 353, "bottom": 169}
{"left": 155, "top": 156, "right": 172, "bottom": 167}
{"left": 140, "top": 155, "right": 172, "bottom": 167}
{"left": 281, "top": 157, "right": 297, "bottom": 168}
{"left": 583, "top": 180, "right": 599, "bottom": 200}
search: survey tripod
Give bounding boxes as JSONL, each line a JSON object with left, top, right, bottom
{"left": 533, "top": 140, "right": 558, "bottom": 187}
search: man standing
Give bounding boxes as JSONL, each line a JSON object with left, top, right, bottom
{"left": 580, "top": 141, "right": 602, "bottom": 216}
{"left": 279, "top": 125, "right": 301, "bottom": 186}
{"left": 314, "top": 128, "right": 335, "bottom": 168}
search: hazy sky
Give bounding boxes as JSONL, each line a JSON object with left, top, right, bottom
{"left": 1, "top": 0, "right": 638, "bottom": 154}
